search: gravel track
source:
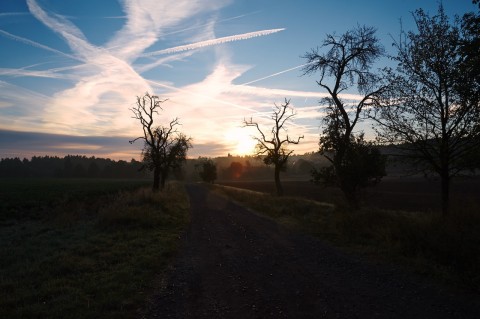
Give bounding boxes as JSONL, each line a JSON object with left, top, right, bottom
{"left": 142, "top": 183, "right": 480, "bottom": 318}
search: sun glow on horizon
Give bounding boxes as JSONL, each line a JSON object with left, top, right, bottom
{"left": 224, "top": 127, "right": 258, "bottom": 156}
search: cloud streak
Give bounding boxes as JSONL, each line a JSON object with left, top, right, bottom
{"left": 240, "top": 63, "right": 312, "bottom": 85}
{"left": 1, "top": 0, "right": 320, "bottom": 158}
{"left": 140, "top": 28, "right": 286, "bottom": 57}
{"left": 0, "top": 29, "right": 80, "bottom": 61}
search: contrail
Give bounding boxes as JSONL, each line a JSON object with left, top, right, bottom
{"left": 0, "top": 12, "right": 28, "bottom": 17}
{"left": 140, "top": 28, "right": 285, "bottom": 57}
{"left": 161, "top": 11, "right": 262, "bottom": 37}
{"left": 0, "top": 29, "right": 80, "bottom": 61}
{"left": 240, "top": 63, "right": 313, "bottom": 86}
{"left": 0, "top": 68, "right": 67, "bottom": 79}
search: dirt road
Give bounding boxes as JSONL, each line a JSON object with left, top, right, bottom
{"left": 142, "top": 184, "right": 480, "bottom": 318}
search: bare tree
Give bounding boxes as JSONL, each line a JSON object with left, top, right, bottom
{"left": 302, "top": 25, "right": 386, "bottom": 208}
{"left": 244, "top": 99, "right": 303, "bottom": 196}
{"left": 372, "top": 6, "right": 480, "bottom": 215}
{"left": 130, "top": 93, "right": 192, "bottom": 191}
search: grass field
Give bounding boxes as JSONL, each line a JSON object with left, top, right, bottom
{"left": 0, "top": 179, "right": 190, "bottom": 318}
{"left": 0, "top": 178, "right": 153, "bottom": 220}
{"left": 211, "top": 183, "right": 480, "bottom": 293}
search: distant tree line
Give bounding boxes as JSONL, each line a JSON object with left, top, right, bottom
{"left": 190, "top": 155, "right": 321, "bottom": 183}
{"left": 0, "top": 155, "right": 146, "bottom": 179}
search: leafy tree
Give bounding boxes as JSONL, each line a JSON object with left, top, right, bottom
{"left": 460, "top": 3, "right": 480, "bottom": 108}
{"left": 130, "top": 93, "right": 192, "bottom": 191}
{"left": 303, "top": 25, "right": 386, "bottom": 208}
{"left": 312, "top": 133, "right": 386, "bottom": 203}
{"left": 372, "top": 6, "right": 480, "bottom": 215}
{"left": 244, "top": 99, "right": 303, "bottom": 196}
{"left": 198, "top": 158, "right": 217, "bottom": 183}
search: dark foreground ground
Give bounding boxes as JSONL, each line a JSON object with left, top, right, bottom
{"left": 219, "top": 176, "right": 480, "bottom": 212}
{"left": 141, "top": 184, "right": 480, "bottom": 318}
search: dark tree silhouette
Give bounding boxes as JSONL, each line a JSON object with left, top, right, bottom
{"left": 461, "top": 3, "right": 480, "bottom": 103}
{"left": 302, "top": 25, "right": 385, "bottom": 208}
{"left": 244, "top": 99, "right": 303, "bottom": 196}
{"left": 372, "top": 6, "right": 480, "bottom": 215}
{"left": 0, "top": 155, "right": 144, "bottom": 178}
{"left": 311, "top": 133, "right": 386, "bottom": 203}
{"left": 198, "top": 158, "right": 217, "bottom": 183}
{"left": 130, "top": 93, "right": 192, "bottom": 191}
{"left": 87, "top": 161, "right": 99, "bottom": 177}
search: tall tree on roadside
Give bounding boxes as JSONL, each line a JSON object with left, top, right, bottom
{"left": 303, "top": 25, "right": 386, "bottom": 208}
{"left": 371, "top": 5, "right": 480, "bottom": 215}
{"left": 130, "top": 93, "right": 192, "bottom": 191}
{"left": 244, "top": 99, "right": 303, "bottom": 196}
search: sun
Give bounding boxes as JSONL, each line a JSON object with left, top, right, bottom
{"left": 236, "top": 135, "right": 257, "bottom": 155}
{"left": 225, "top": 127, "right": 257, "bottom": 156}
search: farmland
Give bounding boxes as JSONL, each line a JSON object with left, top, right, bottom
{"left": 2, "top": 175, "right": 480, "bottom": 318}
{"left": 0, "top": 178, "right": 190, "bottom": 318}
{"left": 218, "top": 176, "right": 480, "bottom": 212}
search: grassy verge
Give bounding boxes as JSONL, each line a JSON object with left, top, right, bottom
{"left": 0, "top": 179, "right": 190, "bottom": 318}
{"left": 211, "top": 184, "right": 480, "bottom": 293}
{"left": 0, "top": 178, "right": 152, "bottom": 220}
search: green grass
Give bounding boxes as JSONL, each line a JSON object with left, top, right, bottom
{"left": 0, "top": 179, "right": 190, "bottom": 318}
{"left": 0, "top": 178, "right": 152, "bottom": 220}
{"left": 211, "top": 184, "right": 480, "bottom": 293}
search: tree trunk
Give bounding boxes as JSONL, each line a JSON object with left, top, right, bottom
{"left": 439, "top": 138, "right": 450, "bottom": 216}
{"left": 340, "top": 180, "right": 359, "bottom": 210}
{"left": 440, "top": 170, "right": 450, "bottom": 216}
{"left": 160, "top": 169, "right": 168, "bottom": 191}
{"left": 152, "top": 166, "right": 160, "bottom": 192}
{"left": 274, "top": 165, "right": 283, "bottom": 196}
{"left": 334, "top": 152, "right": 359, "bottom": 210}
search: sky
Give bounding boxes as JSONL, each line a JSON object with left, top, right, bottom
{"left": 0, "top": 0, "right": 477, "bottom": 160}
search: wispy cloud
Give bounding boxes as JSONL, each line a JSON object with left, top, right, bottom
{"left": 144, "top": 60, "right": 324, "bottom": 156}
{"left": 0, "top": 81, "right": 53, "bottom": 131}
{"left": 161, "top": 11, "right": 261, "bottom": 38}
{"left": 0, "top": 129, "right": 140, "bottom": 159}
{"left": 1, "top": 0, "right": 320, "bottom": 157}
{"left": 136, "top": 52, "right": 194, "bottom": 73}
{"left": 0, "top": 68, "right": 71, "bottom": 79}
{"left": 0, "top": 29, "right": 80, "bottom": 61}
{"left": 107, "top": 0, "right": 228, "bottom": 62}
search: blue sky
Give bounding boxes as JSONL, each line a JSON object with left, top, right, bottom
{"left": 0, "top": 0, "right": 477, "bottom": 160}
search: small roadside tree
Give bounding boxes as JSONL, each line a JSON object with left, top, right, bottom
{"left": 372, "top": 6, "right": 480, "bottom": 215}
{"left": 130, "top": 93, "right": 192, "bottom": 191}
{"left": 302, "top": 25, "right": 386, "bottom": 208}
{"left": 243, "top": 99, "right": 303, "bottom": 196}
{"left": 198, "top": 158, "right": 217, "bottom": 183}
